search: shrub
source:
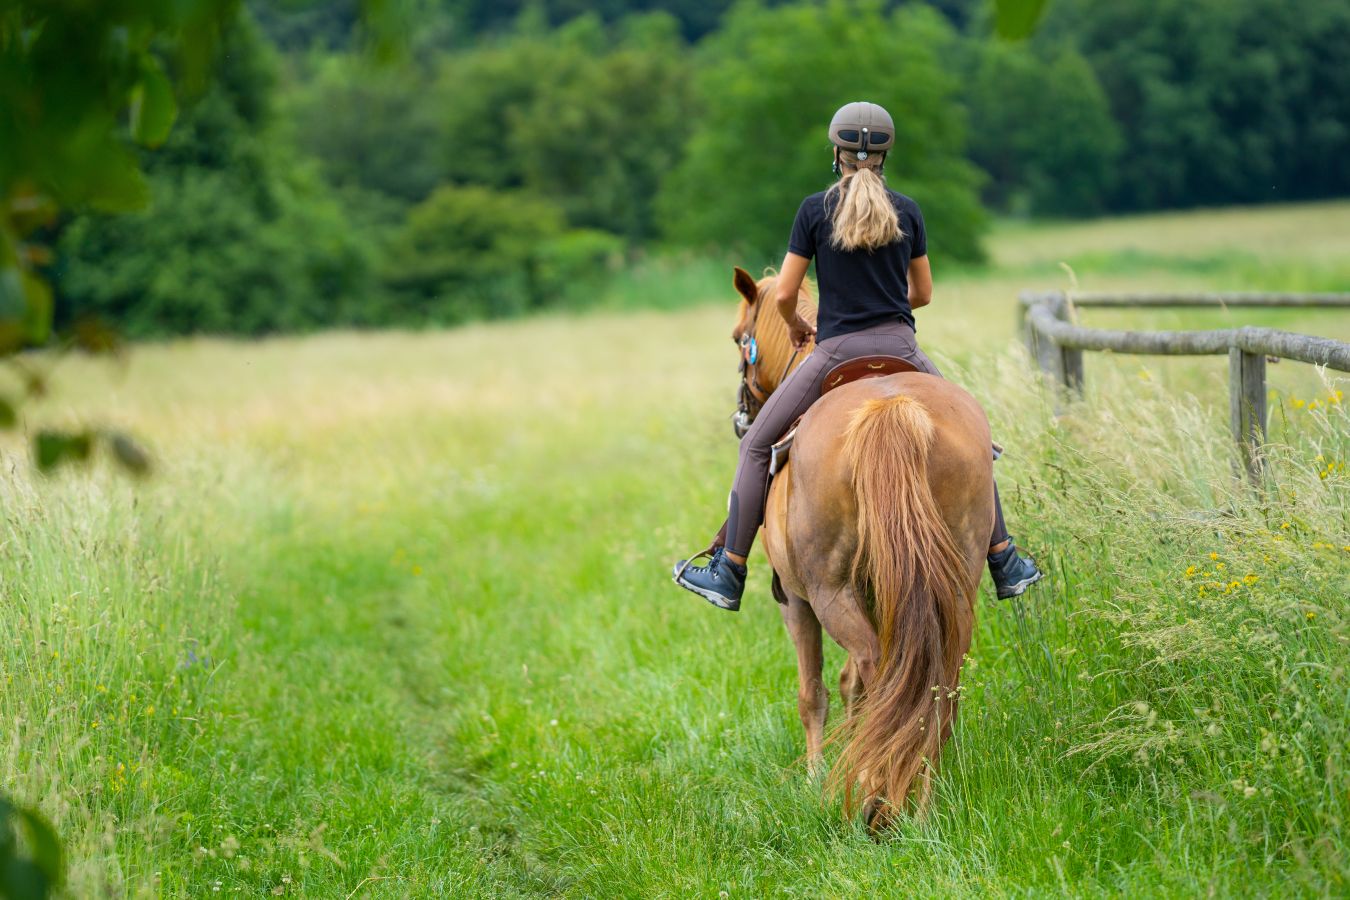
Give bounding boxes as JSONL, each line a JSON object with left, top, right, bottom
{"left": 381, "top": 184, "right": 570, "bottom": 323}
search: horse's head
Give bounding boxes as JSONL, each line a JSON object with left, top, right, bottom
{"left": 729, "top": 266, "right": 815, "bottom": 438}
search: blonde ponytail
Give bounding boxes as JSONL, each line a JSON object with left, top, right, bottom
{"left": 826, "top": 156, "right": 903, "bottom": 252}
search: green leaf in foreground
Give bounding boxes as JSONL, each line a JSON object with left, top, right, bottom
{"left": 994, "top": 0, "right": 1050, "bottom": 39}
{"left": 19, "top": 271, "right": 51, "bottom": 346}
{"left": 0, "top": 795, "right": 63, "bottom": 900}
{"left": 129, "top": 56, "right": 178, "bottom": 148}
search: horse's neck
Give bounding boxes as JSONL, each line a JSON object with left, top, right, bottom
{"left": 756, "top": 294, "right": 816, "bottom": 394}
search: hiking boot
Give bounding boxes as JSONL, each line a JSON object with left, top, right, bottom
{"left": 672, "top": 547, "right": 746, "bottom": 612}
{"left": 988, "top": 537, "right": 1044, "bottom": 600}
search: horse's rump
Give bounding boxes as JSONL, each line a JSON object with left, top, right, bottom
{"left": 770, "top": 374, "right": 993, "bottom": 592}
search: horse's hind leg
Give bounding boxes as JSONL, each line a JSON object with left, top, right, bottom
{"left": 774, "top": 572, "right": 828, "bottom": 774}
{"left": 810, "top": 584, "right": 887, "bottom": 825}
{"left": 812, "top": 585, "right": 880, "bottom": 698}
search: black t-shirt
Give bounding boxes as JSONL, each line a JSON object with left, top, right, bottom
{"left": 787, "top": 188, "right": 927, "bottom": 343}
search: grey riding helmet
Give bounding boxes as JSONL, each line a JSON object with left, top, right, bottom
{"left": 828, "top": 101, "right": 895, "bottom": 164}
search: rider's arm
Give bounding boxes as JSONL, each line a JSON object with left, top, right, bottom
{"left": 776, "top": 252, "right": 816, "bottom": 348}
{"left": 776, "top": 252, "right": 811, "bottom": 322}
{"left": 909, "top": 255, "right": 932, "bottom": 309}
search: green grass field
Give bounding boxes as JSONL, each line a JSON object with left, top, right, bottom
{"left": 3, "top": 202, "right": 1348, "bottom": 897}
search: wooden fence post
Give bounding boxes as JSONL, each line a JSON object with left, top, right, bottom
{"left": 1029, "top": 293, "right": 1069, "bottom": 385}
{"left": 1060, "top": 346, "right": 1084, "bottom": 397}
{"left": 1018, "top": 299, "right": 1035, "bottom": 358}
{"left": 1228, "top": 347, "right": 1267, "bottom": 481}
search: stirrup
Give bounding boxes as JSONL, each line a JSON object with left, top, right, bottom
{"left": 673, "top": 540, "right": 720, "bottom": 581}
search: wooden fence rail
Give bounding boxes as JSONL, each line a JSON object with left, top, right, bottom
{"left": 1045, "top": 291, "right": 1350, "bottom": 308}
{"left": 1018, "top": 290, "right": 1350, "bottom": 480}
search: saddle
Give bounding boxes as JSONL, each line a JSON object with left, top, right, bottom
{"left": 821, "top": 354, "right": 919, "bottom": 395}
{"left": 769, "top": 355, "right": 919, "bottom": 475}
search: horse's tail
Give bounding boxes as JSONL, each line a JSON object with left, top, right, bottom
{"left": 831, "top": 393, "right": 968, "bottom": 820}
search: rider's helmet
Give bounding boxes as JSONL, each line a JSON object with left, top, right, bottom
{"left": 828, "top": 101, "right": 895, "bottom": 163}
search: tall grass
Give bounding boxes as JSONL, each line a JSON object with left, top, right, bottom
{"left": 1, "top": 203, "right": 1347, "bottom": 896}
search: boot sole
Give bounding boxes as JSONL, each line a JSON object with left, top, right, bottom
{"left": 671, "top": 567, "right": 741, "bottom": 612}
{"left": 996, "top": 569, "right": 1044, "bottom": 600}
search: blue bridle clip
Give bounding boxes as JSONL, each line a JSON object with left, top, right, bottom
{"left": 747, "top": 336, "right": 758, "bottom": 365}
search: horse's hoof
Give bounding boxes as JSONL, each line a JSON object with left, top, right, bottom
{"left": 863, "top": 798, "right": 893, "bottom": 834}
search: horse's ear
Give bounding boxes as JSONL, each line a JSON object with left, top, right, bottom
{"left": 733, "top": 266, "right": 758, "bottom": 305}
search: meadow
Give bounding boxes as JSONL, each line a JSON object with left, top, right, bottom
{"left": 2, "top": 202, "right": 1348, "bottom": 897}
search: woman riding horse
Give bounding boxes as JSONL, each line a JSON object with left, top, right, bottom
{"left": 674, "top": 101, "right": 1042, "bottom": 611}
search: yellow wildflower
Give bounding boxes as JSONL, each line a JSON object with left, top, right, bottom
{"left": 1209, "top": 552, "right": 1219, "bottom": 560}
{"left": 1184, "top": 565, "right": 1198, "bottom": 578}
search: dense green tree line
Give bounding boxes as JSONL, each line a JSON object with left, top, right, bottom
{"left": 1039, "top": 0, "right": 1350, "bottom": 210}
{"left": 48, "top": 0, "right": 1350, "bottom": 336}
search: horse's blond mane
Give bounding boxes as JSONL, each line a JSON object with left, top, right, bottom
{"left": 752, "top": 271, "right": 817, "bottom": 393}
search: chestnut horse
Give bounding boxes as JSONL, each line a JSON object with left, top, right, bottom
{"left": 730, "top": 267, "right": 992, "bottom": 823}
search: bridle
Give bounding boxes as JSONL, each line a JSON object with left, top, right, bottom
{"left": 732, "top": 294, "right": 803, "bottom": 439}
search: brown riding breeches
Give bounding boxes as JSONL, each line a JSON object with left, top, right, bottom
{"left": 723, "top": 320, "right": 1010, "bottom": 557}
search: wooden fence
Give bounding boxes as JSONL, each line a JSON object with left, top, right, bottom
{"left": 1018, "top": 291, "right": 1350, "bottom": 480}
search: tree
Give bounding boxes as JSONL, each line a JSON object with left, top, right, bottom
{"left": 1040, "top": 0, "right": 1350, "bottom": 210}
{"left": 442, "top": 0, "right": 751, "bottom": 41}
{"left": 289, "top": 55, "right": 446, "bottom": 204}
{"left": 434, "top": 13, "right": 693, "bottom": 242}
{"left": 55, "top": 13, "right": 375, "bottom": 337}
{"left": 381, "top": 184, "right": 567, "bottom": 322}
{"left": 658, "top": 0, "right": 987, "bottom": 265}
{"left": 515, "top": 14, "right": 693, "bottom": 240}
{"left": 964, "top": 42, "right": 1120, "bottom": 216}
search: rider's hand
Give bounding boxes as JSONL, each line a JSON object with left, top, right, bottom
{"left": 789, "top": 317, "right": 816, "bottom": 351}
